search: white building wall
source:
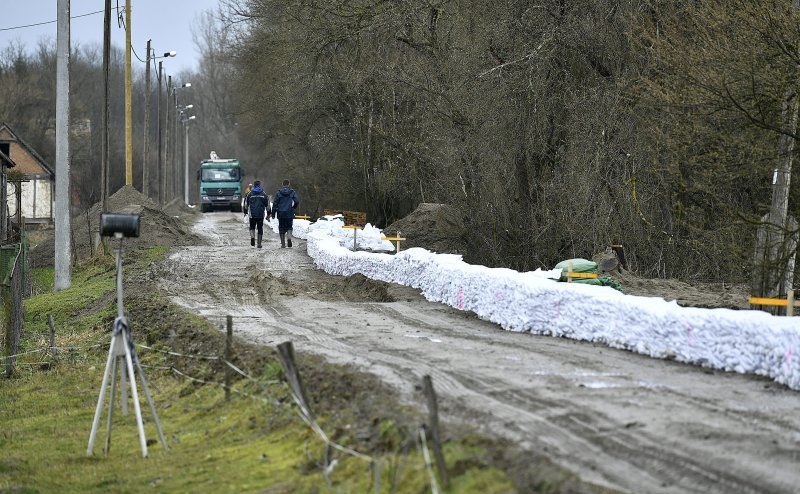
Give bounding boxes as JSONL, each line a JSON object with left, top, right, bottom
{"left": 6, "top": 177, "right": 52, "bottom": 221}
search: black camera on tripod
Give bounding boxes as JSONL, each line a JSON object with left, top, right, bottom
{"left": 100, "top": 213, "right": 140, "bottom": 238}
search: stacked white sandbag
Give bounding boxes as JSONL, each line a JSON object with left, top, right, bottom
{"left": 296, "top": 217, "right": 800, "bottom": 390}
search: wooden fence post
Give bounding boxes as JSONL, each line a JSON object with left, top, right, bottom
{"left": 168, "top": 328, "right": 177, "bottom": 368}
{"left": 225, "top": 315, "right": 233, "bottom": 402}
{"left": 788, "top": 289, "right": 796, "bottom": 317}
{"left": 276, "top": 341, "right": 314, "bottom": 419}
{"left": 422, "top": 375, "right": 449, "bottom": 487}
{"left": 48, "top": 314, "right": 57, "bottom": 359}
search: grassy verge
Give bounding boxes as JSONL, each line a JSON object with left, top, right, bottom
{"left": 1, "top": 247, "right": 528, "bottom": 493}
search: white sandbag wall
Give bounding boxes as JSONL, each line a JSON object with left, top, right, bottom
{"left": 270, "top": 216, "right": 394, "bottom": 251}
{"left": 298, "top": 224, "right": 800, "bottom": 390}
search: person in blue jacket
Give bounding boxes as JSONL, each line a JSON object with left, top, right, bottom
{"left": 270, "top": 179, "right": 300, "bottom": 248}
{"left": 244, "top": 180, "right": 269, "bottom": 248}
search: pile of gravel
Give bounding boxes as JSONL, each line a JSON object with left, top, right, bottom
{"left": 31, "top": 186, "right": 202, "bottom": 267}
{"left": 384, "top": 203, "right": 468, "bottom": 255}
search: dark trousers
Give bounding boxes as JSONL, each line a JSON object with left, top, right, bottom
{"left": 249, "top": 217, "right": 264, "bottom": 235}
{"left": 278, "top": 217, "right": 293, "bottom": 234}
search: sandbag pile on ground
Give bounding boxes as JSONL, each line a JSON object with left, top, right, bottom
{"left": 295, "top": 223, "right": 800, "bottom": 390}
{"left": 555, "top": 258, "right": 623, "bottom": 292}
{"left": 269, "top": 215, "right": 394, "bottom": 252}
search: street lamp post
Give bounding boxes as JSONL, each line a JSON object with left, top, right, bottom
{"left": 179, "top": 110, "right": 196, "bottom": 205}
{"left": 157, "top": 62, "right": 164, "bottom": 206}
{"left": 172, "top": 83, "right": 191, "bottom": 203}
{"left": 145, "top": 48, "right": 175, "bottom": 202}
{"left": 165, "top": 76, "right": 172, "bottom": 204}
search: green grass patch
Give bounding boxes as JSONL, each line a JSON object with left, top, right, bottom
{"left": 1, "top": 247, "right": 521, "bottom": 493}
{"left": 0, "top": 361, "right": 515, "bottom": 493}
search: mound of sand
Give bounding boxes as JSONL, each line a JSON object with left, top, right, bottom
{"left": 31, "top": 186, "right": 202, "bottom": 267}
{"left": 163, "top": 198, "right": 200, "bottom": 218}
{"left": 615, "top": 271, "right": 749, "bottom": 309}
{"left": 384, "top": 203, "right": 468, "bottom": 255}
{"left": 338, "top": 273, "right": 393, "bottom": 302}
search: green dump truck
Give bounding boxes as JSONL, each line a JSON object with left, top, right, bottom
{"left": 197, "top": 157, "right": 244, "bottom": 212}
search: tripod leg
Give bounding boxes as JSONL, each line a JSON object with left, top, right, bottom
{"left": 123, "top": 336, "right": 148, "bottom": 458}
{"left": 120, "top": 356, "right": 128, "bottom": 416}
{"left": 134, "top": 354, "right": 168, "bottom": 450}
{"left": 104, "top": 356, "right": 119, "bottom": 455}
{"left": 87, "top": 334, "right": 117, "bottom": 456}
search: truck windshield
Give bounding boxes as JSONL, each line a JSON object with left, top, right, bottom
{"left": 201, "top": 168, "right": 240, "bottom": 182}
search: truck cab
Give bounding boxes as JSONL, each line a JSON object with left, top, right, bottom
{"left": 197, "top": 158, "right": 244, "bottom": 212}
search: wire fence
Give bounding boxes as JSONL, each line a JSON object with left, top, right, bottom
{"left": 2, "top": 238, "right": 27, "bottom": 378}
{"left": 4, "top": 333, "right": 449, "bottom": 491}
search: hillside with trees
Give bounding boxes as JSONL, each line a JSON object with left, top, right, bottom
{"left": 220, "top": 0, "right": 800, "bottom": 286}
{"left": 1, "top": 1, "right": 797, "bottom": 286}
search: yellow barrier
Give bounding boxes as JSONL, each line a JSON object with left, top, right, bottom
{"left": 381, "top": 230, "right": 406, "bottom": 253}
{"left": 748, "top": 297, "right": 788, "bottom": 307}
{"left": 564, "top": 272, "right": 599, "bottom": 280}
{"left": 294, "top": 215, "right": 310, "bottom": 220}
{"left": 749, "top": 290, "right": 795, "bottom": 316}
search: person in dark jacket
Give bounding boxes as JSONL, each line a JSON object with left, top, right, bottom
{"left": 270, "top": 179, "right": 300, "bottom": 248}
{"left": 244, "top": 180, "right": 269, "bottom": 248}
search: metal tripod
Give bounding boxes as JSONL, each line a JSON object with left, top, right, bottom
{"left": 87, "top": 235, "right": 168, "bottom": 457}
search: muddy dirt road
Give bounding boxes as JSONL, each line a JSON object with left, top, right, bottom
{"left": 159, "top": 212, "right": 800, "bottom": 493}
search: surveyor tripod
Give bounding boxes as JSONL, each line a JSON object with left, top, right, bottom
{"left": 87, "top": 216, "right": 167, "bottom": 457}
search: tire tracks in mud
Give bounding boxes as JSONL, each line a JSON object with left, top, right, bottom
{"left": 159, "top": 212, "right": 800, "bottom": 494}
{"left": 239, "top": 298, "right": 776, "bottom": 494}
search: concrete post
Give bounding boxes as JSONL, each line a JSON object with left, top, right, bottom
{"left": 54, "top": 0, "right": 71, "bottom": 291}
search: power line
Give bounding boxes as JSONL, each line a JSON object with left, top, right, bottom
{"left": 0, "top": 8, "right": 120, "bottom": 32}
{"left": 116, "top": 7, "right": 148, "bottom": 65}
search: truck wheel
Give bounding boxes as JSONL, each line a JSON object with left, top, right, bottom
{"left": 231, "top": 203, "right": 242, "bottom": 213}
{"left": 201, "top": 204, "right": 211, "bottom": 213}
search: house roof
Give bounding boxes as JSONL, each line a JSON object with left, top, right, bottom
{"left": 0, "top": 123, "right": 54, "bottom": 177}
{"left": 0, "top": 149, "right": 16, "bottom": 169}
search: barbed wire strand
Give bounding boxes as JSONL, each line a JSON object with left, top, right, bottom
{"left": 0, "top": 348, "right": 44, "bottom": 361}
{"left": 136, "top": 343, "right": 220, "bottom": 360}
{"left": 6, "top": 340, "right": 375, "bottom": 467}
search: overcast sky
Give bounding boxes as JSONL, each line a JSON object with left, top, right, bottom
{"left": 0, "top": 0, "right": 223, "bottom": 72}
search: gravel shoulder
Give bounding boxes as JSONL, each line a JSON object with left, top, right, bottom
{"left": 159, "top": 212, "right": 800, "bottom": 494}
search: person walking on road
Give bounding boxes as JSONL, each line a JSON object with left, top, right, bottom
{"left": 271, "top": 179, "right": 300, "bottom": 248}
{"left": 244, "top": 180, "right": 269, "bottom": 248}
{"left": 242, "top": 182, "right": 254, "bottom": 223}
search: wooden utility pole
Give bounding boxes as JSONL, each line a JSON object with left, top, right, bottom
{"left": 54, "top": 0, "right": 71, "bottom": 291}
{"left": 124, "top": 0, "right": 133, "bottom": 186}
{"left": 143, "top": 39, "right": 151, "bottom": 198}
{"left": 165, "top": 76, "right": 172, "bottom": 203}
{"left": 157, "top": 61, "right": 164, "bottom": 206}
{"left": 101, "top": 0, "right": 110, "bottom": 212}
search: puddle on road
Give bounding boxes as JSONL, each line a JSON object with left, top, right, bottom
{"left": 403, "top": 334, "right": 443, "bottom": 343}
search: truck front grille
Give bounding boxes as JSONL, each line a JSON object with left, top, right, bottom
{"left": 204, "top": 187, "right": 237, "bottom": 196}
